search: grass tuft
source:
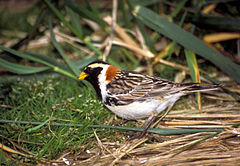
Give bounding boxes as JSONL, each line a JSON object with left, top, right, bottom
{"left": 0, "top": 77, "right": 113, "bottom": 161}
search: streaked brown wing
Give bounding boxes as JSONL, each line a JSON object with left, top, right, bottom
{"left": 106, "top": 70, "right": 177, "bottom": 105}
{"left": 105, "top": 70, "right": 219, "bottom": 107}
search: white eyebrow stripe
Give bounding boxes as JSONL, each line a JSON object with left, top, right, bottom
{"left": 88, "top": 63, "right": 108, "bottom": 68}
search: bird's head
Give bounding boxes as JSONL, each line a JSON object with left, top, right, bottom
{"left": 79, "top": 61, "right": 120, "bottom": 100}
{"left": 79, "top": 61, "right": 120, "bottom": 83}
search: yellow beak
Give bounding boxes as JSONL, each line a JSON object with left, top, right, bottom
{"left": 79, "top": 72, "right": 87, "bottom": 80}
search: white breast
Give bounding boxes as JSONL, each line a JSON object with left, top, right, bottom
{"left": 105, "top": 93, "right": 183, "bottom": 120}
{"left": 106, "top": 99, "right": 159, "bottom": 120}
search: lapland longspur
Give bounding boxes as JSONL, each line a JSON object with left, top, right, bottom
{"left": 79, "top": 61, "right": 221, "bottom": 140}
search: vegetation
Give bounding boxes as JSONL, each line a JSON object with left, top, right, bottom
{"left": 0, "top": 0, "right": 240, "bottom": 165}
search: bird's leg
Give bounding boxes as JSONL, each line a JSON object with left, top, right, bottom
{"left": 127, "top": 115, "right": 157, "bottom": 141}
{"left": 119, "top": 119, "right": 137, "bottom": 125}
{"left": 119, "top": 119, "right": 130, "bottom": 125}
{"left": 127, "top": 104, "right": 175, "bottom": 141}
{"left": 152, "top": 102, "right": 175, "bottom": 127}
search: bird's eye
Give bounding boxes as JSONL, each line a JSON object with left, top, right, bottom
{"left": 85, "top": 67, "right": 93, "bottom": 73}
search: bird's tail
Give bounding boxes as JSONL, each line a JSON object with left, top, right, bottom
{"left": 182, "top": 83, "right": 222, "bottom": 93}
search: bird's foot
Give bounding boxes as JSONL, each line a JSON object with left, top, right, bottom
{"left": 126, "top": 130, "right": 147, "bottom": 141}
{"left": 126, "top": 115, "right": 157, "bottom": 141}
{"left": 119, "top": 119, "right": 130, "bottom": 125}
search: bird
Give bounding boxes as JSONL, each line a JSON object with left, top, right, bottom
{"left": 79, "top": 61, "right": 221, "bottom": 140}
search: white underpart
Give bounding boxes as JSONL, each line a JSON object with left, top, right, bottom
{"left": 106, "top": 93, "right": 183, "bottom": 120}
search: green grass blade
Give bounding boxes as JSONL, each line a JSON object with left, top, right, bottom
{"left": 174, "top": 131, "right": 221, "bottom": 155}
{"left": 83, "top": 0, "right": 101, "bottom": 19}
{"left": 43, "top": 0, "right": 78, "bottom": 37}
{"left": 0, "top": 72, "right": 60, "bottom": 84}
{"left": 38, "top": 136, "right": 55, "bottom": 158}
{"left": 28, "top": 53, "right": 69, "bottom": 70}
{"left": 232, "top": 122, "right": 240, "bottom": 128}
{"left": 184, "top": 49, "right": 200, "bottom": 83}
{"left": 185, "top": 49, "right": 202, "bottom": 110}
{"left": 147, "top": 128, "right": 222, "bottom": 135}
{"left": 0, "top": 58, "right": 50, "bottom": 74}
{"left": 170, "top": 0, "right": 188, "bottom": 19}
{"left": 0, "top": 45, "right": 76, "bottom": 79}
{"left": 100, "top": 125, "right": 223, "bottom": 135}
{"left": 134, "top": 0, "right": 167, "bottom": 7}
{"left": 49, "top": 17, "right": 79, "bottom": 77}
{"left": 0, "top": 120, "right": 224, "bottom": 136}
{"left": 64, "top": 0, "right": 107, "bottom": 29}
{"left": 188, "top": 14, "right": 240, "bottom": 31}
{"left": 131, "top": 5, "right": 240, "bottom": 84}
{"left": 26, "top": 119, "right": 49, "bottom": 133}
{"left": 119, "top": 0, "right": 132, "bottom": 29}
{"left": 0, "top": 45, "right": 54, "bottom": 67}
{"left": 120, "top": 47, "right": 139, "bottom": 69}
{"left": 66, "top": 6, "right": 83, "bottom": 39}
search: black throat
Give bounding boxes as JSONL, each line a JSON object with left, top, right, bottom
{"left": 85, "top": 67, "right": 103, "bottom": 101}
{"left": 88, "top": 78, "right": 102, "bottom": 101}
